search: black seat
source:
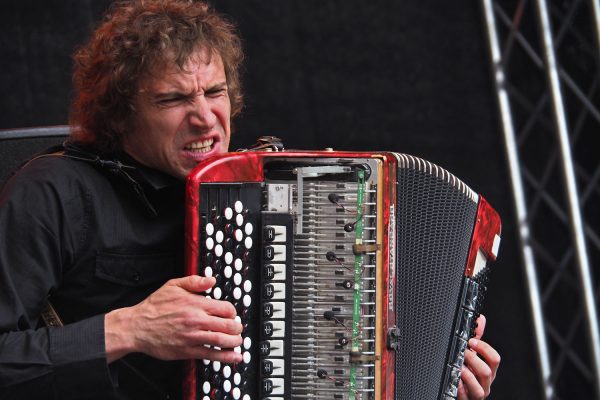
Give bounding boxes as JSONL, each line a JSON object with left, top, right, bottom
{"left": 0, "top": 126, "right": 70, "bottom": 188}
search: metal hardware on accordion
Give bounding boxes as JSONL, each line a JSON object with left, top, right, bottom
{"left": 183, "top": 150, "right": 502, "bottom": 400}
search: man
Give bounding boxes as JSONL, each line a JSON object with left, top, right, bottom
{"left": 0, "top": 1, "right": 499, "bottom": 399}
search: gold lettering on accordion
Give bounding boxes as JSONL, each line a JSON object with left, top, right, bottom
{"left": 388, "top": 204, "right": 396, "bottom": 311}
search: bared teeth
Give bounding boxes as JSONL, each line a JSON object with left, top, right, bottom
{"left": 185, "top": 138, "right": 214, "bottom": 152}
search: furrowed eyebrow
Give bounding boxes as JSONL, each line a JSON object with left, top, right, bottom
{"left": 206, "top": 82, "right": 228, "bottom": 92}
{"left": 152, "top": 91, "right": 192, "bottom": 101}
{"left": 151, "top": 82, "right": 227, "bottom": 100}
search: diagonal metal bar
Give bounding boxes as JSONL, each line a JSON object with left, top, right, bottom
{"left": 534, "top": 0, "right": 600, "bottom": 397}
{"left": 546, "top": 309, "right": 594, "bottom": 382}
{"left": 540, "top": 248, "right": 578, "bottom": 302}
{"left": 513, "top": 91, "right": 552, "bottom": 146}
{"left": 579, "top": 163, "right": 600, "bottom": 203}
{"left": 569, "top": 75, "right": 600, "bottom": 145}
{"left": 522, "top": 168, "right": 569, "bottom": 225}
{"left": 481, "top": 1, "right": 554, "bottom": 398}
{"left": 559, "top": 70, "right": 600, "bottom": 124}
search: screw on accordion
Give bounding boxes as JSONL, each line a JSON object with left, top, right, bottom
{"left": 183, "top": 150, "right": 501, "bottom": 400}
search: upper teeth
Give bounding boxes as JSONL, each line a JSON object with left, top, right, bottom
{"left": 185, "top": 138, "right": 214, "bottom": 151}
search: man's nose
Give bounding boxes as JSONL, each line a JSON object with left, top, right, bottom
{"left": 189, "top": 96, "right": 217, "bottom": 129}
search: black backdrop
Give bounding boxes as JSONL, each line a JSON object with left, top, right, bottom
{"left": 0, "top": 1, "right": 541, "bottom": 398}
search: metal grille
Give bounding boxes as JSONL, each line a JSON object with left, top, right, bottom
{"left": 395, "top": 168, "right": 477, "bottom": 399}
{"left": 481, "top": 0, "right": 600, "bottom": 398}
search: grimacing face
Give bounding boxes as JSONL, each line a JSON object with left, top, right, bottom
{"left": 123, "top": 48, "right": 231, "bottom": 179}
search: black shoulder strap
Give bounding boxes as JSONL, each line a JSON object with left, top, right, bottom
{"left": 22, "top": 143, "right": 158, "bottom": 217}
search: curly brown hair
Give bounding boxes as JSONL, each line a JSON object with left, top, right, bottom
{"left": 69, "top": 0, "right": 244, "bottom": 153}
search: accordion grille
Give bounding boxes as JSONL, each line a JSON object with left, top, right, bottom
{"left": 395, "top": 167, "right": 478, "bottom": 399}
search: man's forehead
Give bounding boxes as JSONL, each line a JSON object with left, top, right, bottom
{"left": 138, "top": 51, "right": 225, "bottom": 93}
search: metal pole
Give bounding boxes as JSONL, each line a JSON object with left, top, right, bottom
{"left": 535, "top": 0, "right": 600, "bottom": 397}
{"left": 592, "top": 0, "right": 600, "bottom": 53}
{"left": 480, "top": 1, "right": 553, "bottom": 398}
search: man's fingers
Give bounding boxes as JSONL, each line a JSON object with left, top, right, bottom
{"left": 187, "top": 329, "right": 243, "bottom": 349}
{"left": 168, "top": 275, "right": 216, "bottom": 293}
{"left": 460, "top": 364, "right": 485, "bottom": 400}
{"left": 474, "top": 314, "right": 487, "bottom": 340}
{"left": 191, "top": 311, "right": 243, "bottom": 335}
{"left": 457, "top": 379, "right": 468, "bottom": 400}
{"left": 463, "top": 348, "right": 492, "bottom": 397}
{"left": 469, "top": 338, "right": 501, "bottom": 380}
{"left": 188, "top": 346, "right": 243, "bottom": 364}
{"left": 199, "top": 296, "right": 238, "bottom": 320}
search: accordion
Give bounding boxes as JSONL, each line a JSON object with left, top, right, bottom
{"left": 183, "top": 149, "right": 501, "bottom": 400}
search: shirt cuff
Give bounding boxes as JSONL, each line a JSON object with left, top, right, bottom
{"left": 49, "top": 314, "right": 116, "bottom": 399}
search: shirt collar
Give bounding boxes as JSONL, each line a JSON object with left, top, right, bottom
{"left": 119, "top": 153, "right": 182, "bottom": 191}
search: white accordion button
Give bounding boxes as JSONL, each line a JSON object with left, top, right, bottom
{"left": 234, "top": 258, "right": 243, "bottom": 271}
{"left": 224, "top": 265, "right": 233, "bottom": 279}
{"left": 234, "top": 373, "right": 242, "bottom": 385}
{"left": 225, "top": 252, "right": 233, "bottom": 265}
{"left": 205, "top": 237, "right": 214, "bottom": 251}
{"left": 223, "top": 379, "right": 232, "bottom": 393}
{"left": 205, "top": 223, "right": 214, "bottom": 236}
{"left": 215, "top": 230, "right": 224, "bottom": 243}
{"left": 212, "top": 361, "right": 221, "bottom": 372}
{"left": 233, "top": 287, "right": 242, "bottom": 300}
{"left": 236, "top": 213, "right": 244, "bottom": 227}
{"left": 224, "top": 207, "right": 233, "bottom": 220}
{"left": 243, "top": 351, "right": 251, "bottom": 364}
{"left": 234, "top": 316, "right": 241, "bottom": 323}
{"left": 202, "top": 359, "right": 210, "bottom": 366}
{"left": 214, "top": 244, "right": 223, "bottom": 257}
{"left": 213, "top": 287, "right": 222, "bottom": 300}
{"left": 234, "top": 229, "right": 243, "bottom": 242}
{"left": 243, "top": 336, "right": 251, "bottom": 350}
{"left": 233, "top": 273, "right": 242, "bottom": 286}
{"left": 204, "top": 266, "right": 213, "bottom": 278}
{"left": 234, "top": 200, "right": 243, "bottom": 213}
{"left": 244, "top": 237, "right": 253, "bottom": 249}
{"left": 202, "top": 381, "right": 210, "bottom": 394}
{"left": 243, "top": 294, "right": 251, "bottom": 307}
{"left": 243, "top": 280, "right": 252, "bottom": 293}
{"left": 223, "top": 365, "right": 232, "bottom": 379}
{"left": 244, "top": 223, "right": 253, "bottom": 235}
{"left": 232, "top": 387, "right": 241, "bottom": 400}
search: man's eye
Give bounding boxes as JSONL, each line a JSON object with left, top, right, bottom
{"left": 158, "top": 98, "right": 180, "bottom": 104}
{"left": 206, "top": 88, "right": 227, "bottom": 97}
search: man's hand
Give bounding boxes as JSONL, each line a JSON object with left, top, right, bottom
{"left": 458, "top": 314, "right": 500, "bottom": 399}
{"left": 105, "top": 275, "right": 243, "bottom": 364}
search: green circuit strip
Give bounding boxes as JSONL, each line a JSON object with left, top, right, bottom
{"left": 348, "top": 170, "right": 365, "bottom": 399}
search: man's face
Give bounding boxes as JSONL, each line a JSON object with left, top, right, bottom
{"left": 124, "top": 48, "right": 231, "bottom": 179}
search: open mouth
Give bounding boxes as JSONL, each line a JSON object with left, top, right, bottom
{"left": 184, "top": 138, "right": 215, "bottom": 153}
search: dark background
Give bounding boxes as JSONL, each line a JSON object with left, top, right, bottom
{"left": 0, "top": 1, "right": 541, "bottom": 398}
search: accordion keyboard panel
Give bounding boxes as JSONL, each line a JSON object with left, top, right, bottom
{"left": 196, "top": 184, "right": 263, "bottom": 400}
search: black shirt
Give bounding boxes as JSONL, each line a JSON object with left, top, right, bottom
{"left": 0, "top": 146, "right": 186, "bottom": 399}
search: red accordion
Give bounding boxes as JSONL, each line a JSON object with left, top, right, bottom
{"left": 183, "top": 149, "right": 501, "bottom": 400}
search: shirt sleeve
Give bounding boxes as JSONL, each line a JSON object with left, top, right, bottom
{"left": 0, "top": 161, "right": 117, "bottom": 399}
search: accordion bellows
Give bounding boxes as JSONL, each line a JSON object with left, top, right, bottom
{"left": 183, "top": 150, "right": 501, "bottom": 400}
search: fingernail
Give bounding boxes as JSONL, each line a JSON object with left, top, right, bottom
{"left": 469, "top": 338, "right": 479, "bottom": 348}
